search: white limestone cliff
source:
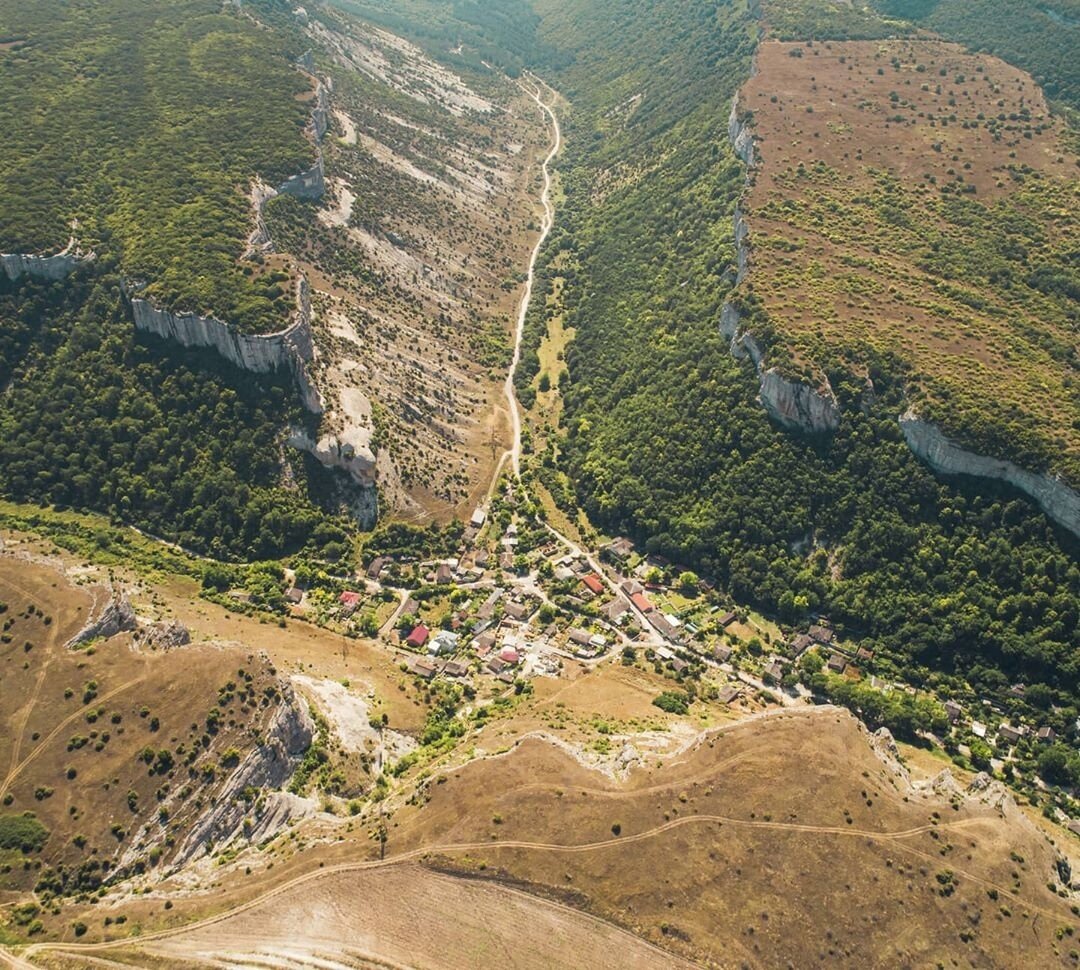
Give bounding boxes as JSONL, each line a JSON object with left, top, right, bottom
{"left": 720, "top": 95, "right": 839, "bottom": 434}
{"left": 2, "top": 237, "right": 93, "bottom": 283}
{"left": 900, "top": 412, "right": 1080, "bottom": 539}
{"left": 131, "top": 276, "right": 323, "bottom": 414}
{"left": 759, "top": 368, "right": 841, "bottom": 433}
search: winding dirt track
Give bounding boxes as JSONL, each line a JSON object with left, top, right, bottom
{"left": 8, "top": 803, "right": 1061, "bottom": 969}
{"left": 492, "top": 74, "right": 561, "bottom": 491}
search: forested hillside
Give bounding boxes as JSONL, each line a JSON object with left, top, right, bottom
{"left": 0, "top": 0, "right": 358, "bottom": 559}
{"left": 0, "top": 272, "right": 347, "bottom": 560}
{"left": 499, "top": 0, "right": 1079, "bottom": 702}
{"left": 0, "top": 0, "right": 313, "bottom": 333}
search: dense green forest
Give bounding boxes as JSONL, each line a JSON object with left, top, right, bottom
{"left": 0, "top": 271, "right": 348, "bottom": 561}
{"left": 0, "top": 0, "right": 313, "bottom": 333}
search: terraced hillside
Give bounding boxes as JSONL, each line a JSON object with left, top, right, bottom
{"left": 727, "top": 37, "right": 1079, "bottom": 493}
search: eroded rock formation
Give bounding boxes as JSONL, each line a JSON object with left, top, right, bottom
{"left": 168, "top": 682, "right": 315, "bottom": 867}
{"left": 66, "top": 592, "right": 138, "bottom": 649}
{"left": 900, "top": 412, "right": 1080, "bottom": 539}
{"left": 288, "top": 426, "right": 376, "bottom": 486}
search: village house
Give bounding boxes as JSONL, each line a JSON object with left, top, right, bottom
{"left": 442, "top": 660, "right": 469, "bottom": 678}
{"left": 1037, "top": 726, "right": 1057, "bottom": 743}
{"left": 605, "top": 536, "right": 635, "bottom": 564}
{"left": 567, "top": 628, "right": 593, "bottom": 648}
{"left": 401, "top": 597, "right": 419, "bottom": 617}
{"left": 631, "top": 591, "right": 654, "bottom": 613}
{"left": 605, "top": 597, "right": 630, "bottom": 623}
{"left": 582, "top": 573, "right": 605, "bottom": 595}
{"left": 367, "top": 557, "right": 387, "bottom": 581}
{"left": 477, "top": 589, "right": 502, "bottom": 620}
{"left": 407, "top": 656, "right": 436, "bottom": 680}
{"left": 790, "top": 633, "right": 814, "bottom": 657}
{"left": 284, "top": 587, "right": 304, "bottom": 605}
{"left": 808, "top": 625, "right": 834, "bottom": 645}
{"left": 339, "top": 590, "right": 362, "bottom": 613}
{"left": 621, "top": 578, "right": 644, "bottom": 596}
{"left": 944, "top": 700, "right": 963, "bottom": 724}
{"left": 713, "top": 644, "right": 732, "bottom": 663}
{"left": 486, "top": 656, "right": 509, "bottom": 675}
{"left": 764, "top": 660, "right": 785, "bottom": 683}
{"left": 826, "top": 653, "right": 847, "bottom": 674}
{"left": 718, "top": 685, "right": 740, "bottom": 705}
{"left": 498, "top": 645, "right": 520, "bottom": 665}
{"left": 971, "top": 720, "right": 987, "bottom": 739}
{"left": 504, "top": 600, "right": 535, "bottom": 622}
{"left": 717, "top": 611, "right": 737, "bottom": 628}
{"left": 470, "top": 507, "right": 487, "bottom": 528}
{"left": 671, "top": 657, "right": 689, "bottom": 673}
{"left": 434, "top": 562, "right": 454, "bottom": 585}
{"left": 649, "top": 613, "right": 678, "bottom": 639}
{"left": 406, "top": 624, "right": 430, "bottom": 649}
{"left": 430, "top": 630, "right": 460, "bottom": 656}
{"left": 998, "top": 723, "right": 1024, "bottom": 744}
{"left": 472, "top": 631, "right": 496, "bottom": 657}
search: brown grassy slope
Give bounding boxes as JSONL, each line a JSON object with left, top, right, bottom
{"left": 736, "top": 39, "right": 1079, "bottom": 480}
{"left": 387, "top": 710, "right": 1078, "bottom": 968}
{"left": 0, "top": 558, "right": 287, "bottom": 900}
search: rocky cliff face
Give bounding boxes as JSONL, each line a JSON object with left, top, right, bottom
{"left": 311, "top": 80, "right": 331, "bottom": 143}
{"left": 900, "top": 412, "right": 1080, "bottom": 538}
{"left": 728, "top": 96, "right": 755, "bottom": 167}
{"left": 278, "top": 154, "right": 326, "bottom": 199}
{"left": 171, "top": 682, "right": 314, "bottom": 866}
{"left": 288, "top": 425, "right": 376, "bottom": 486}
{"left": 2, "top": 238, "right": 92, "bottom": 283}
{"left": 131, "top": 276, "right": 323, "bottom": 414}
{"left": 760, "top": 368, "right": 841, "bottom": 433}
{"left": 719, "top": 95, "right": 839, "bottom": 435}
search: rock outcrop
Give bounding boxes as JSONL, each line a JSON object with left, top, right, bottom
{"left": 131, "top": 276, "right": 323, "bottom": 414}
{"left": 278, "top": 153, "right": 326, "bottom": 200}
{"left": 169, "top": 682, "right": 315, "bottom": 867}
{"left": 900, "top": 412, "right": 1080, "bottom": 539}
{"left": 759, "top": 368, "right": 841, "bottom": 433}
{"left": 288, "top": 425, "right": 377, "bottom": 486}
{"left": 2, "top": 237, "right": 93, "bottom": 283}
{"left": 728, "top": 96, "right": 755, "bottom": 167}
{"left": 66, "top": 592, "right": 138, "bottom": 648}
{"left": 311, "top": 80, "right": 331, "bottom": 143}
{"left": 133, "top": 619, "right": 191, "bottom": 652}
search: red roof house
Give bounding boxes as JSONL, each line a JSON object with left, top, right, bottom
{"left": 631, "top": 592, "right": 654, "bottom": 613}
{"left": 339, "top": 591, "right": 362, "bottom": 607}
{"left": 582, "top": 573, "right": 604, "bottom": 595}
{"left": 406, "top": 624, "right": 430, "bottom": 649}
